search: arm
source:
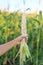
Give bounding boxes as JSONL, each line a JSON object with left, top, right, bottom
{"left": 0, "top": 34, "right": 28, "bottom": 56}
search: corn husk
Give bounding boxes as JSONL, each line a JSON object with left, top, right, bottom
{"left": 15, "top": 12, "right": 32, "bottom": 65}
{"left": 19, "top": 13, "right": 32, "bottom": 65}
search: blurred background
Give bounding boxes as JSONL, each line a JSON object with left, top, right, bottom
{"left": 0, "top": 0, "right": 43, "bottom": 13}
{"left": 0, "top": 0, "right": 43, "bottom": 65}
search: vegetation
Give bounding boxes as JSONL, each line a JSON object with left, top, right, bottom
{"left": 0, "top": 10, "right": 43, "bottom": 65}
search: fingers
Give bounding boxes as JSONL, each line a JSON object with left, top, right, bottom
{"left": 25, "top": 36, "right": 28, "bottom": 43}
{"left": 18, "top": 34, "right": 28, "bottom": 42}
{"left": 22, "top": 34, "right": 28, "bottom": 43}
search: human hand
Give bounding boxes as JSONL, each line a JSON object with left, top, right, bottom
{"left": 21, "top": 34, "right": 28, "bottom": 42}
{"left": 14, "top": 34, "right": 28, "bottom": 45}
{"left": 18, "top": 34, "right": 28, "bottom": 43}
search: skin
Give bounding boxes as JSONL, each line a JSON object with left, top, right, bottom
{"left": 0, "top": 34, "right": 28, "bottom": 56}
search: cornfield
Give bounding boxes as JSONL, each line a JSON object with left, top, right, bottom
{"left": 0, "top": 10, "right": 43, "bottom": 65}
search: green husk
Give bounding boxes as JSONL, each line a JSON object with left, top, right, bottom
{"left": 15, "top": 39, "right": 32, "bottom": 65}
{"left": 19, "top": 12, "right": 32, "bottom": 65}
{"left": 20, "top": 39, "right": 32, "bottom": 65}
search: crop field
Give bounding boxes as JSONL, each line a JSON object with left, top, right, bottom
{"left": 0, "top": 11, "right": 43, "bottom": 65}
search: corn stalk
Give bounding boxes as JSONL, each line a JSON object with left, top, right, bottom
{"left": 36, "top": 29, "right": 40, "bottom": 65}
{"left": 19, "top": 11, "right": 32, "bottom": 65}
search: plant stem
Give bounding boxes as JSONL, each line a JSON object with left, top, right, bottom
{"left": 36, "top": 30, "right": 40, "bottom": 65}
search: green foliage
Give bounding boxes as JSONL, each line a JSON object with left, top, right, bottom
{"left": 0, "top": 11, "right": 43, "bottom": 65}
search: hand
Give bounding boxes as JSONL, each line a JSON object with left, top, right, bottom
{"left": 14, "top": 34, "right": 28, "bottom": 45}
{"left": 21, "top": 34, "right": 28, "bottom": 42}
{"left": 17, "top": 34, "right": 28, "bottom": 43}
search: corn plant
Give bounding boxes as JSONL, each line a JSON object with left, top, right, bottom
{"left": 19, "top": 12, "right": 32, "bottom": 65}
{"left": 0, "top": 10, "right": 43, "bottom": 65}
